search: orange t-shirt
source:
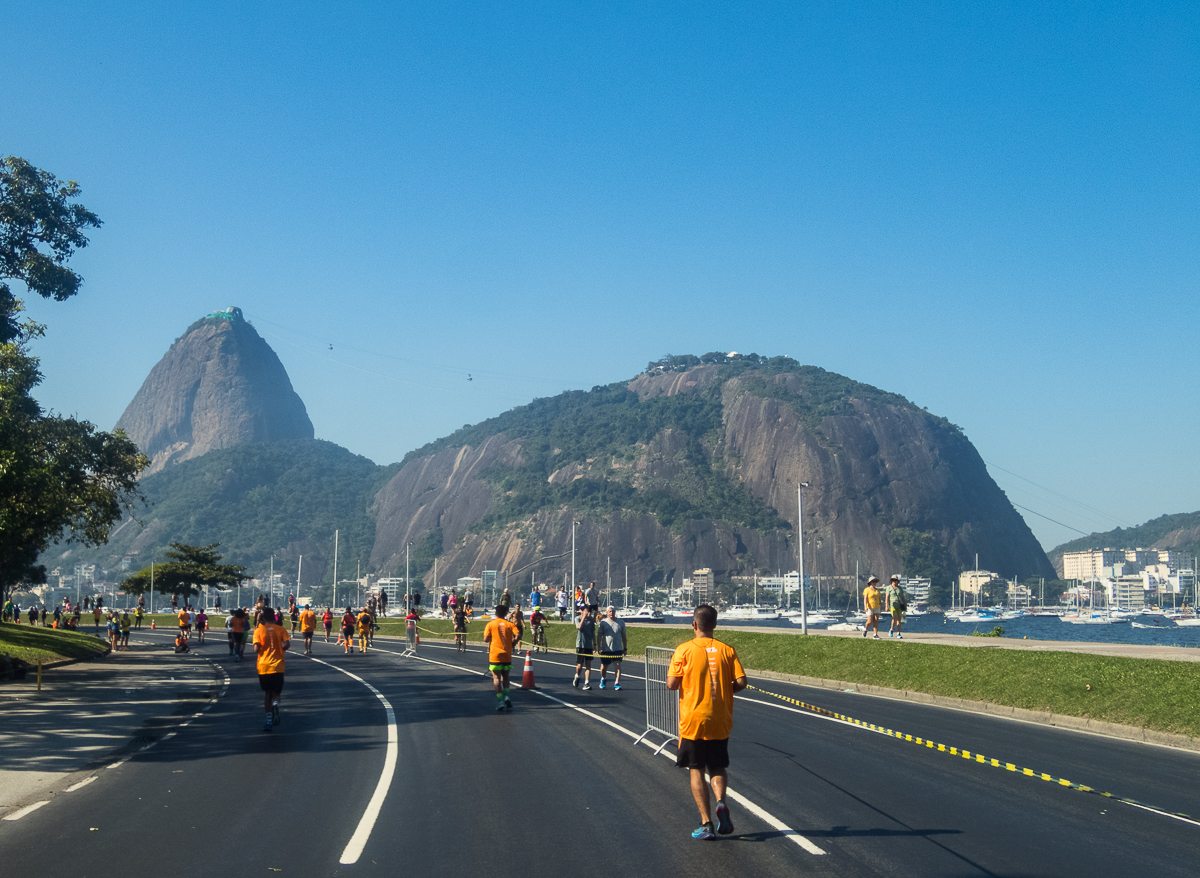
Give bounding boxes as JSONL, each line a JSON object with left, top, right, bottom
{"left": 253, "top": 622, "right": 290, "bottom": 675}
{"left": 668, "top": 637, "right": 746, "bottom": 741}
{"left": 178, "top": 610, "right": 188, "bottom": 627}
{"left": 484, "top": 618, "right": 515, "bottom": 664}
{"left": 299, "top": 609, "right": 317, "bottom": 633}
{"left": 231, "top": 615, "right": 246, "bottom": 634}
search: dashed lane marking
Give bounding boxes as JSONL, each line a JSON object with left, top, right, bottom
{"left": 3, "top": 802, "right": 49, "bottom": 821}
{"left": 742, "top": 684, "right": 1200, "bottom": 830}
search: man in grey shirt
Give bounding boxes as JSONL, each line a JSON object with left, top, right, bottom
{"left": 584, "top": 582, "right": 599, "bottom": 615}
{"left": 598, "top": 606, "right": 627, "bottom": 690}
{"left": 573, "top": 607, "right": 597, "bottom": 690}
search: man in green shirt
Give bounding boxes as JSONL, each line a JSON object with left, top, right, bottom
{"left": 886, "top": 575, "right": 907, "bottom": 639}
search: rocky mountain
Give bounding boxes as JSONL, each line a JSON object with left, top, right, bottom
{"left": 368, "top": 355, "right": 1055, "bottom": 594}
{"left": 115, "top": 307, "right": 313, "bottom": 474}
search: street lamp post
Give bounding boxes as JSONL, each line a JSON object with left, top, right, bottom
{"left": 405, "top": 542, "right": 411, "bottom": 614}
{"left": 571, "top": 520, "right": 579, "bottom": 623}
{"left": 798, "top": 482, "right": 810, "bottom": 635}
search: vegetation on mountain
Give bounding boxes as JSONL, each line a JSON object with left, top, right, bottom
{"left": 1049, "top": 511, "right": 1200, "bottom": 567}
{"left": 889, "top": 528, "right": 957, "bottom": 606}
{"left": 122, "top": 541, "right": 249, "bottom": 600}
{"left": 406, "top": 381, "right": 788, "bottom": 534}
{"left": 0, "top": 157, "right": 148, "bottom": 608}
{"left": 55, "top": 440, "right": 395, "bottom": 580}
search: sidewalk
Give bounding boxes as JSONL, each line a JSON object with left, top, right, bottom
{"left": 0, "top": 636, "right": 222, "bottom": 816}
{"left": 630, "top": 622, "right": 1200, "bottom": 662}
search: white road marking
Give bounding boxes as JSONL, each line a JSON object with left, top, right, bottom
{"left": 65, "top": 777, "right": 97, "bottom": 792}
{"left": 106, "top": 759, "right": 128, "bottom": 770}
{"left": 400, "top": 650, "right": 826, "bottom": 855}
{"left": 3, "top": 801, "right": 49, "bottom": 821}
{"left": 307, "top": 656, "right": 398, "bottom": 865}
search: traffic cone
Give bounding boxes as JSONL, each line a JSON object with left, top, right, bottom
{"left": 151, "top": 620, "right": 155, "bottom": 630}
{"left": 521, "top": 650, "right": 537, "bottom": 689}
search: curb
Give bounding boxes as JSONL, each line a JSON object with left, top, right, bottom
{"left": 747, "top": 667, "right": 1200, "bottom": 754}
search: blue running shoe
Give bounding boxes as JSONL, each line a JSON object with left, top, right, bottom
{"left": 715, "top": 801, "right": 734, "bottom": 835}
{"left": 599, "top": 678, "right": 605, "bottom": 689}
{"left": 691, "top": 823, "right": 716, "bottom": 840}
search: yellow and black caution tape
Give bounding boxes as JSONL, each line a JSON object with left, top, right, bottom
{"left": 746, "top": 684, "right": 1199, "bottom": 827}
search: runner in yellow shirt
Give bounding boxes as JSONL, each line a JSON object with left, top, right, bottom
{"left": 252, "top": 606, "right": 290, "bottom": 731}
{"left": 483, "top": 605, "right": 517, "bottom": 712}
{"left": 356, "top": 608, "right": 372, "bottom": 654}
{"left": 667, "top": 604, "right": 747, "bottom": 840}
{"left": 299, "top": 605, "right": 317, "bottom": 655}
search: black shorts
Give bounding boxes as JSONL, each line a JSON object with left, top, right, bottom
{"left": 676, "top": 737, "right": 729, "bottom": 771}
{"left": 575, "top": 650, "right": 594, "bottom": 662}
{"left": 599, "top": 652, "right": 624, "bottom": 666}
{"left": 587, "top": 604, "right": 599, "bottom": 614}
{"left": 324, "top": 622, "right": 332, "bottom": 630}
{"left": 232, "top": 632, "right": 245, "bottom": 644}
{"left": 258, "top": 673, "right": 285, "bottom": 692}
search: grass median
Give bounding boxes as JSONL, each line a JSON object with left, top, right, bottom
{"left": 394, "top": 617, "right": 1200, "bottom": 739}
{"left": 0, "top": 621, "right": 110, "bottom": 665}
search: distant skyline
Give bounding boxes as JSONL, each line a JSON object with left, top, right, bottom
{"left": 6, "top": 3, "right": 1197, "bottom": 551}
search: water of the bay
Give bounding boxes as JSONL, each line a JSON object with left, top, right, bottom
{"left": 710, "top": 612, "right": 1200, "bottom": 649}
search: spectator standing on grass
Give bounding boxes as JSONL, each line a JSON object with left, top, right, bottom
{"left": 886, "top": 575, "right": 907, "bottom": 639}
{"left": 133, "top": 606, "right": 143, "bottom": 629}
{"left": 529, "top": 588, "right": 541, "bottom": 612}
{"left": 28, "top": 605, "right": 38, "bottom": 626}
{"left": 666, "top": 604, "right": 747, "bottom": 840}
{"left": 573, "top": 607, "right": 596, "bottom": 690}
{"left": 862, "top": 576, "right": 883, "bottom": 639}
{"left": 598, "top": 606, "right": 627, "bottom": 690}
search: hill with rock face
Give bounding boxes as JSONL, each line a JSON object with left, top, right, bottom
{"left": 115, "top": 307, "right": 313, "bottom": 474}
{"left": 368, "top": 356, "right": 1055, "bottom": 595}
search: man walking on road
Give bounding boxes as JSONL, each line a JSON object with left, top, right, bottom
{"left": 556, "top": 587, "right": 569, "bottom": 621}
{"left": 886, "top": 575, "right": 907, "bottom": 639}
{"left": 573, "top": 607, "right": 596, "bottom": 690}
{"left": 253, "top": 604, "right": 290, "bottom": 731}
{"left": 666, "top": 604, "right": 747, "bottom": 840}
{"left": 598, "top": 606, "right": 627, "bottom": 689}
{"left": 483, "top": 604, "right": 516, "bottom": 711}
{"left": 862, "top": 576, "right": 883, "bottom": 639}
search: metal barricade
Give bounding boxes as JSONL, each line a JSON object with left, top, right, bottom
{"left": 404, "top": 618, "right": 417, "bottom": 655}
{"left": 634, "top": 646, "right": 678, "bottom": 754}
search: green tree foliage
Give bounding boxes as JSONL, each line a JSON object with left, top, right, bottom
{"left": 0, "top": 158, "right": 146, "bottom": 606}
{"left": 0, "top": 156, "right": 102, "bottom": 343}
{"left": 122, "top": 542, "right": 248, "bottom": 600}
{"left": 889, "top": 527, "right": 958, "bottom": 607}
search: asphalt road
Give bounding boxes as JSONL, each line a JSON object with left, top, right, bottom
{"left": 2, "top": 629, "right": 1197, "bottom": 877}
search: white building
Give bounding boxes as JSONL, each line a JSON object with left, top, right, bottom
{"left": 958, "top": 569, "right": 1000, "bottom": 597}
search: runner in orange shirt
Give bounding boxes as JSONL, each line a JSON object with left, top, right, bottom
{"left": 299, "top": 605, "right": 317, "bottom": 655}
{"left": 229, "top": 608, "right": 248, "bottom": 661}
{"left": 666, "top": 604, "right": 747, "bottom": 840}
{"left": 253, "top": 606, "right": 291, "bottom": 731}
{"left": 483, "top": 604, "right": 517, "bottom": 712}
{"left": 178, "top": 607, "right": 189, "bottom": 640}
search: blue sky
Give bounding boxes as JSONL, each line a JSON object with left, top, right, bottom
{"left": 5, "top": 2, "right": 1197, "bottom": 552}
